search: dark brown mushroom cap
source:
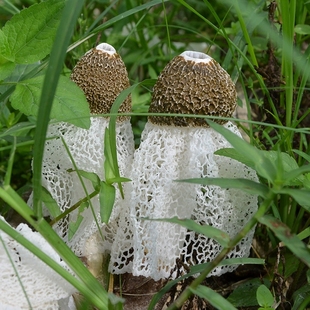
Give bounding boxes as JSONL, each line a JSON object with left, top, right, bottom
{"left": 149, "top": 51, "right": 237, "bottom": 127}
{"left": 70, "top": 43, "right": 131, "bottom": 120}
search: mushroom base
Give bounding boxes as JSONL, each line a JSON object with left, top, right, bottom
{"left": 109, "top": 121, "right": 258, "bottom": 280}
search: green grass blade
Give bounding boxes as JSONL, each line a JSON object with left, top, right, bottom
{"left": 3, "top": 136, "right": 16, "bottom": 186}
{"left": 177, "top": 177, "right": 268, "bottom": 198}
{"left": 190, "top": 285, "right": 237, "bottom": 310}
{"left": 0, "top": 185, "right": 110, "bottom": 308}
{"left": 147, "top": 217, "right": 230, "bottom": 247}
{"left": 32, "top": 0, "right": 85, "bottom": 218}
{"left": 207, "top": 121, "right": 277, "bottom": 182}
{"left": 259, "top": 215, "right": 310, "bottom": 268}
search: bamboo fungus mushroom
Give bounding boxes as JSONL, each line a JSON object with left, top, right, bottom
{"left": 0, "top": 217, "right": 76, "bottom": 310}
{"left": 28, "top": 43, "right": 134, "bottom": 258}
{"left": 110, "top": 51, "right": 258, "bottom": 280}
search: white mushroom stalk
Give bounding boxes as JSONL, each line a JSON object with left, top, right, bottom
{"left": 0, "top": 216, "right": 76, "bottom": 310}
{"left": 110, "top": 51, "right": 258, "bottom": 280}
{"left": 28, "top": 43, "right": 134, "bottom": 258}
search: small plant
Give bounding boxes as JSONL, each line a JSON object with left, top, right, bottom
{"left": 257, "top": 285, "right": 275, "bottom": 310}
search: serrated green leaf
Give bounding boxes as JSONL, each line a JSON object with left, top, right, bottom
{"left": 99, "top": 181, "right": 115, "bottom": 224}
{"left": 177, "top": 177, "right": 268, "bottom": 198}
{"left": 259, "top": 215, "right": 310, "bottom": 267}
{"left": 10, "top": 75, "right": 90, "bottom": 128}
{"left": 2, "top": 0, "right": 65, "bottom": 64}
{"left": 148, "top": 217, "right": 230, "bottom": 247}
{"left": 190, "top": 285, "right": 237, "bottom": 310}
{"left": 0, "top": 61, "right": 16, "bottom": 81}
{"left": 256, "top": 285, "right": 274, "bottom": 307}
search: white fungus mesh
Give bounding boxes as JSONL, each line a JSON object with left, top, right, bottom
{"left": 0, "top": 216, "right": 76, "bottom": 310}
{"left": 110, "top": 121, "right": 258, "bottom": 280}
{"left": 28, "top": 117, "right": 134, "bottom": 257}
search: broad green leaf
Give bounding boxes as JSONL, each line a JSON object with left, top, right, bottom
{"left": 149, "top": 217, "right": 230, "bottom": 247}
{"left": 227, "top": 278, "right": 271, "bottom": 307}
{"left": 1, "top": 0, "right": 65, "bottom": 64}
{"left": 190, "top": 285, "right": 237, "bottom": 310}
{"left": 0, "top": 28, "right": 15, "bottom": 79}
{"left": 177, "top": 177, "right": 268, "bottom": 198}
{"left": 99, "top": 181, "right": 115, "bottom": 224}
{"left": 10, "top": 75, "right": 90, "bottom": 128}
{"left": 274, "top": 188, "right": 310, "bottom": 211}
{"left": 41, "top": 187, "right": 61, "bottom": 218}
{"left": 256, "top": 285, "right": 274, "bottom": 307}
{"left": 0, "top": 61, "right": 16, "bottom": 80}
{"left": 259, "top": 215, "right": 310, "bottom": 267}
{"left": 207, "top": 121, "right": 277, "bottom": 182}
{"left": 295, "top": 24, "right": 310, "bottom": 35}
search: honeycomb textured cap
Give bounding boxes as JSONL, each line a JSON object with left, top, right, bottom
{"left": 70, "top": 43, "right": 131, "bottom": 120}
{"left": 149, "top": 51, "right": 237, "bottom": 127}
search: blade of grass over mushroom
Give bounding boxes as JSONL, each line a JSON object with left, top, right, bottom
{"left": 177, "top": 177, "right": 269, "bottom": 199}
{"left": 0, "top": 185, "right": 110, "bottom": 308}
{"left": 189, "top": 285, "right": 238, "bottom": 310}
{"left": 32, "top": 0, "right": 85, "bottom": 218}
{"left": 207, "top": 120, "right": 277, "bottom": 182}
{"left": 40, "top": 187, "right": 62, "bottom": 219}
{"left": 147, "top": 217, "right": 230, "bottom": 247}
{"left": 0, "top": 233, "right": 32, "bottom": 308}
{"left": 259, "top": 215, "right": 310, "bottom": 268}
{"left": 190, "top": 258, "right": 265, "bottom": 274}
{"left": 67, "top": 169, "right": 101, "bottom": 191}
{"left": 61, "top": 136, "right": 105, "bottom": 241}
{"left": 107, "top": 80, "right": 155, "bottom": 198}
{"left": 99, "top": 181, "right": 116, "bottom": 224}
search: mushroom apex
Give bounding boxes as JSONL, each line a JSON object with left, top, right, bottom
{"left": 95, "top": 43, "right": 116, "bottom": 55}
{"left": 180, "top": 50, "right": 212, "bottom": 63}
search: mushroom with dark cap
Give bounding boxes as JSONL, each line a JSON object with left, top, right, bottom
{"left": 110, "top": 51, "right": 258, "bottom": 280}
{"left": 28, "top": 43, "right": 134, "bottom": 260}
